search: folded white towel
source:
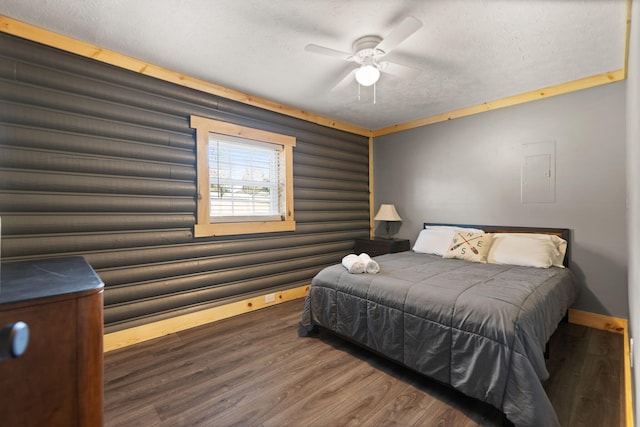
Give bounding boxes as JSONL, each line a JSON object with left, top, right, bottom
{"left": 342, "top": 254, "right": 365, "bottom": 274}
{"left": 358, "top": 253, "right": 380, "bottom": 274}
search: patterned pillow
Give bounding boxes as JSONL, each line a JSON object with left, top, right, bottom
{"left": 443, "top": 231, "right": 493, "bottom": 263}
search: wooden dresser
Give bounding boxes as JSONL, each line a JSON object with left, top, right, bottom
{"left": 0, "top": 257, "right": 104, "bottom": 426}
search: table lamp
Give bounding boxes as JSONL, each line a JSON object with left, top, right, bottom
{"left": 374, "top": 204, "right": 402, "bottom": 239}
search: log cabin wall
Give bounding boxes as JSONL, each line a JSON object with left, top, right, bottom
{"left": 0, "top": 33, "right": 370, "bottom": 333}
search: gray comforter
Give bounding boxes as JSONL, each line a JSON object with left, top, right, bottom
{"left": 299, "top": 251, "right": 578, "bottom": 427}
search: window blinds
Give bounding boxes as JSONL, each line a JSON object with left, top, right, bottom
{"left": 208, "top": 135, "right": 285, "bottom": 222}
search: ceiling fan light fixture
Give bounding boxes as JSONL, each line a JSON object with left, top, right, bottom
{"left": 355, "top": 64, "right": 380, "bottom": 86}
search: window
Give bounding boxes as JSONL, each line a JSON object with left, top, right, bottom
{"left": 191, "top": 115, "right": 296, "bottom": 237}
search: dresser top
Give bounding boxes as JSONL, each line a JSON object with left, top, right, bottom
{"left": 0, "top": 256, "right": 104, "bottom": 305}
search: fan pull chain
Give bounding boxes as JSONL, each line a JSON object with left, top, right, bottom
{"left": 357, "top": 82, "right": 376, "bottom": 104}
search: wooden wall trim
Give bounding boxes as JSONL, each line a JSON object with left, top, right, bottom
{"left": 103, "top": 285, "right": 310, "bottom": 352}
{"left": 372, "top": 70, "right": 625, "bottom": 137}
{"left": 0, "top": 15, "right": 371, "bottom": 138}
{"left": 624, "top": 0, "right": 632, "bottom": 77}
{"left": 624, "top": 323, "right": 634, "bottom": 427}
{"left": 568, "top": 308, "right": 627, "bottom": 334}
{"left": 368, "top": 136, "right": 375, "bottom": 238}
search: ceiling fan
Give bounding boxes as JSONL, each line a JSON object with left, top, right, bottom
{"left": 305, "top": 16, "right": 423, "bottom": 91}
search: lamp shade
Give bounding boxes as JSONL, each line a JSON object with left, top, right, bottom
{"left": 374, "top": 204, "right": 402, "bottom": 221}
{"left": 355, "top": 64, "right": 380, "bottom": 87}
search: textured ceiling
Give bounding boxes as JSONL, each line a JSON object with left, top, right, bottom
{"left": 0, "top": 0, "right": 628, "bottom": 131}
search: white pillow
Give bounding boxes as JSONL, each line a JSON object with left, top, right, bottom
{"left": 413, "top": 229, "right": 456, "bottom": 256}
{"left": 487, "top": 233, "right": 567, "bottom": 268}
{"left": 424, "top": 225, "right": 485, "bottom": 234}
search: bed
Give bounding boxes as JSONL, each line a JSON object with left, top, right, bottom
{"left": 299, "top": 224, "right": 578, "bottom": 427}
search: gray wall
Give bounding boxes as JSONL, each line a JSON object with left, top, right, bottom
{"left": 0, "top": 33, "right": 370, "bottom": 333}
{"left": 627, "top": 0, "right": 639, "bottom": 422}
{"left": 374, "top": 82, "right": 628, "bottom": 318}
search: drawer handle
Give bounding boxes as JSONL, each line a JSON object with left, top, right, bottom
{"left": 0, "top": 321, "right": 30, "bottom": 361}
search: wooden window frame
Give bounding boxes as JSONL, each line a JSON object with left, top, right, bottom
{"left": 191, "top": 115, "right": 296, "bottom": 237}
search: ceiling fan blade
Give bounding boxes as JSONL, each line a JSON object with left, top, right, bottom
{"left": 331, "top": 68, "right": 357, "bottom": 92}
{"left": 378, "top": 61, "right": 422, "bottom": 79}
{"left": 305, "top": 44, "right": 354, "bottom": 61}
{"left": 375, "top": 16, "right": 422, "bottom": 55}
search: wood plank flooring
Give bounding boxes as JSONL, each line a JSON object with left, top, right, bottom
{"left": 104, "top": 298, "right": 623, "bottom": 426}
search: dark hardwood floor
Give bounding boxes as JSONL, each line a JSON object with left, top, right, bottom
{"left": 104, "top": 298, "right": 623, "bottom": 426}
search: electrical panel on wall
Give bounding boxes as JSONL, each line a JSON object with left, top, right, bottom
{"left": 521, "top": 141, "right": 556, "bottom": 204}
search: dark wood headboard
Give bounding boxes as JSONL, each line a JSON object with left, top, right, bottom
{"left": 423, "top": 223, "right": 571, "bottom": 267}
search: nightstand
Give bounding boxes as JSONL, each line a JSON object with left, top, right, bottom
{"left": 354, "top": 238, "right": 411, "bottom": 257}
